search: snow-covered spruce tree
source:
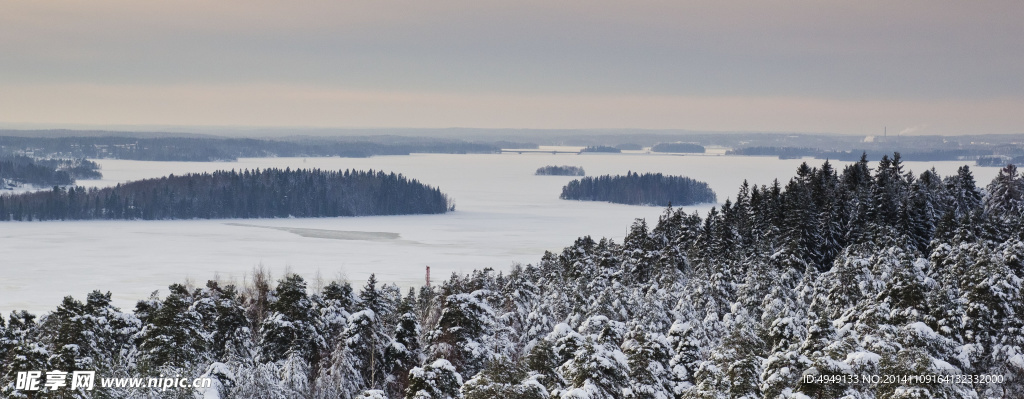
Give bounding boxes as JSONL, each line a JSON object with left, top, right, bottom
{"left": 794, "top": 310, "right": 855, "bottom": 398}
{"left": 259, "top": 274, "right": 323, "bottom": 364}
{"left": 383, "top": 289, "right": 423, "bottom": 398}
{"left": 316, "top": 280, "right": 355, "bottom": 358}
{"left": 621, "top": 324, "right": 675, "bottom": 399}
{"left": 136, "top": 284, "right": 210, "bottom": 375}
{"left": 405, "top": 359, "right": 463, "bottom": 399}
{"left": 45, "top": 291, "right": 139, "bottom": 375}
{"left": 756, "top": 248, "right": 808, "bottom": 399}
{"left": 460, "top": 358, "right": 547, "bottom": 399}
{"left": 315, "top": 339, "right": 364, "bottom": 399}
{"left": 496, "top": 264, "right": 549, "bottom": 352}
{"left": 556, "top": 335, "right": 630, "bottom": 399}
{"left": 523, "top": 339, "right": 565, "bottom": 393}
{"left": 782, "top": 168, "right": 824, "bottom": 269}
{"left": 983, "top": 240, "right": 1024, "bottom": 398}
{"left": 666, "top": 303, "right": 709, "bottom": 391}
{"left": 945, "top": 165, "right": 984, "bottom": 219}
{"left": 233, "top": 361, "right": 288, "bottom": 399}
{"left": 984, "top": 165, "right": 1024, "bottom": 217}
{"left": 280, "top": 348, "right": 314, "bottom": 398}
{"left": 0, "top": 316, "right": 8, "bottom": 364}
{"left": 344, "top": 309, "right": 390, "bottom": 391}
{"left": 0, "top": 311, "right": 48, "bottom": 398}
{"left": 359, "top": 274, "right": 397, "bottom": 328}
{"left": 425, "top": 289, "right": 499, "bottom": 378}
{"left": 202, "top": 281, "right": 251, "bottom": 362}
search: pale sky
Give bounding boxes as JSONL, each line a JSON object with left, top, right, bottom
{"left": 1, "top": 1, "right": 1022, "bottom": 135}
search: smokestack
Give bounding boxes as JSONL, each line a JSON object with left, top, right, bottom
{"left": 425, "top": 266, "right": 431, "bottom": 288}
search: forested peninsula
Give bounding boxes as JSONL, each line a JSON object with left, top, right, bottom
{"left": 560, "top": 172, "right": 717, "bottom": 206}
{"left": 0, "top": 168, "right": 452, "bottom": 221}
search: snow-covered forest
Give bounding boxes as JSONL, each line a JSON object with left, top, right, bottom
{"left": 2, "top": 153, "right": 1023, "bottom": 398}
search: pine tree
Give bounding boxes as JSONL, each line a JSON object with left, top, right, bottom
{"left": 523, "top": 339, "right": 564, "bottom": 392}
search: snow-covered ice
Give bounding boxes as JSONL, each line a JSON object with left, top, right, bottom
{"left": 0, "top": 152, "right": 997, "bottom": 315}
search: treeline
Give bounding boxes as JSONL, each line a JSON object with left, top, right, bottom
{"left": 0, "top": 168, "right": 452, "bottom": 221}
{"left": 978, "top": 155, "right": 1024, "bottom": 167}
{"left": 560, "top": 172, "right": 716, "bottom": 206}
{"left": 0, "top": 156, "right": 75, "bottom": 188}
{"left": 651, "top": 142, "right": 705, "bottom": 153}
{"left": 535, "top": 165, "right": 585, "bottom": 176}
{"left": 579, "top": 145, "right": 620, "bottom": 153}
{"left": 727, "top": 146, "right": 998, "bottom": 163}
{"left": 0, "top": 136, "right": 503, "bottom": 162}
{"left": 726, "top": 146, "right": 818, "bottom": 158}
{"left": 3, "top": 154, "right": 1023, "bottom": 398}
{"left": 614, "top": 143, "right": 642, "bottom": 151}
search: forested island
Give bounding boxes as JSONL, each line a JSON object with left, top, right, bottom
{"left": 560, "top": 172, "right": 716, "bottom": 206}
{"left": 0, "top": 168, "right": 452, "bottom": 221}
{"left": 534, "top": 165, "right": 585, "bottom": 176}
{"left": 651, "top": 142, "right": 706, "bottom": 153}
{"left": 3, "top": 154, "right": 1023, "bottom": 398}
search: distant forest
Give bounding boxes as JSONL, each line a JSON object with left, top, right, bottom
{"left": 0, "top": 136, "right": 509, "bottom": 162}
{"left": 651, "top": 142, "right": 706, "bottom": 153}
{"left": 535, "top": 165, "right": 585, "bottom": 176}
{"left": 579, "top": 146, "right": 621, "bottom": 153}
{"left": 0, "top": 168, "right": 452, "bottom": 221}
{"left": 727, "top": 146, "right": 999, "bottom": 163}
{"left": 560, "top": 172, "right": 716, "bottom": 206}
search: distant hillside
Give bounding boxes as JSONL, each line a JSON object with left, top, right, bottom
{"left": 0, "top": 135, "right": 502, "bottom": 162}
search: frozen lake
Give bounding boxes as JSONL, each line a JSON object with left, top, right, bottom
{"left": 0, "top": 152, "right": 998, "bottom": 315}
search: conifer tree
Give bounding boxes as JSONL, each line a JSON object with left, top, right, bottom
{"left": 383, "top": 289, "right": 423, "bottom": 397}
{"left": 405, "top": 359, "right": 463, "bottom": 399}
{"left": 260, "top": 274, "right": 322, "bottom": 364}
{"left": 137, "top": 284, "right": 209, "bottom": 372}
{"left": 345, "top": 309, "right": 390, "bottom": 391}
{"left": 425, "top": 290, "right": 498, "bottom": 377}
{"left": 622, "top": 325, "right": 675, "bottom": 399}
{"left": 557, "top": 336, "right": 630, "bottom": 399}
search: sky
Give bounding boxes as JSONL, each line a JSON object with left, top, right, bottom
{"left": 1, "top": 0, "right": 1022, "bottom": 135}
